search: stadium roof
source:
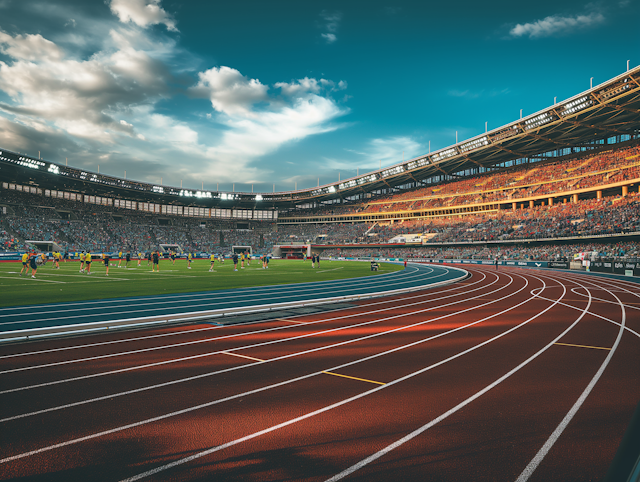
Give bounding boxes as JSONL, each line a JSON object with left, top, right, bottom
{"left": 1, "top": 66, "right": 640, "bottom": 209}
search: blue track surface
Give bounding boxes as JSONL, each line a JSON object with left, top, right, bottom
{"left": 0, "top": 263, "right": 467, "bottom": 337}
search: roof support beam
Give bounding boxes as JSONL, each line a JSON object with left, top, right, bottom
{"left": 562, "top": 118, "right": 634, "bottom": 136}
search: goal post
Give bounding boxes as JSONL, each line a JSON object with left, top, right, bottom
{"left": 231, "top": 245, "right": 252, "bottom": 256}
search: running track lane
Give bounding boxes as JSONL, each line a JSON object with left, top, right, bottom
{"left": 0, "top": 267, "right": 638, "bottom": 481}
{"left": 0, "top": 263, "right": 466, "bottom": 336}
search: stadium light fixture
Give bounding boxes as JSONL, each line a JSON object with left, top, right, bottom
{"left": 460, "top": 136, "right": 489, "bottom": 153}
{"left": 339, "top": 179, "right": 358, "bottom": 190}
{"left": 48, "top": 164, "right": 60, "bottom": 175}
{"left": 431, "top": 147, "right": 457, "bottom": 163}
{"left": 562, "top": 96, "right": 593, "bottom": 116}
{"left": 328, "top": 185, "right": 336, "bottom": 193}
{"left": 407, "top": 158, "right": 429, "bottom": 170}
{"left": 357, "top": 174, "right": 377, "bottom": 185}
{"left": 524, "top": 112, "right": 554, "bottom": 130}
{"left": 599, "top": 81, "right": 631, "bottom": 101}
{"left": 152, "top": 185, "right": 164, "bottom": 194}
{"left": 381, "top": 165, "right": 405, "bottom": 178}
{"left": 255, "top": 194, "right": 263, "bottom": 201}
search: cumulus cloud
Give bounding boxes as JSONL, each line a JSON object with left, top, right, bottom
{"left": 510, "top": 12, "right": 605, "bottom": 38}
{"left": 320, "top": 11, "right": 342, "bottom": 43}
{"left": 190, "top": 68, "right": 349, "bottom": 181}
{"left": 109, "top": 0, "right": 177, "bottom": 31}
{"left": 0, "top": 28, "right": 173, "bottom": 144}
{"left": 191, "top": 67, "right": 269, "bottom": 116}
{"left": 0, "top": 31, "right": 63, "bottom": 61}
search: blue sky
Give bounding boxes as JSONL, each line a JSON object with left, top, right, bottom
{"left": 0, "top": 0, "right": 638, "bottom": 192}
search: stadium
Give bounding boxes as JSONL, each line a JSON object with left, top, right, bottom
{"left": 1, "top": 37, "right": 640, "bottom": 482}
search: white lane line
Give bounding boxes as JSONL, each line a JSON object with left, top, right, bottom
{"left": 0, "top": 270, "right": 499, "bottom": 376}
{"left": 316, "top": 267, "right": 344, "bottom": 273}
{"left": 323, "top": 275, "right": 586, "bottom": 482}
{"left": 0, "top": 276, "right": 65, "bottom": 284}
{"left": 116, "top": 273, "right": 571, "bottom": 482}
{"left": 0, "top": 270, "right": 489, "bottom": 361}
{"left": 0, "top": 272, "right": 520, "bottom": 420}
{"left": 515, "top": 278, "right": 625, "bottom": 482}
{"left": 0, "top": 271, "right": 546, "bottom": 463}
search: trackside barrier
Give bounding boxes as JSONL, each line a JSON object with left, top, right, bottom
{"left": 0, "top": 262, "right": 468, "bottom": 342}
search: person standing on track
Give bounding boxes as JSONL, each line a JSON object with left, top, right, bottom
{"left": 495, "top": 257, "right": 499, "bottom": 270}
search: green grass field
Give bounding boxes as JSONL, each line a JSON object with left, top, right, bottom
{"left": 0, "top": 258, "right": 403, "bottom": 308}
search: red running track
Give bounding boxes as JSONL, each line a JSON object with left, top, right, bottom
{"left": 0, "top": 266, "right": 639, "bottom": 481}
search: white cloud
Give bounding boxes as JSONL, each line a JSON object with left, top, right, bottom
{"left": 320, "top": 11, "right": 342, "bottom": 43}
{"left": 275, "top": 77, "right": 347, "bottom": 97}
{"left": 321, "top": 33, "right": 337, "bottom": 44}
{"left": 510, "top": 12, "right": 605, "bottom": 38}
{"left": 338, "top": 136, "right": 423, "bottom": 171}
{"left": 192, "top": 69, "right": 349, "bottom": 182}
{"left": 109, "top": 0, "right": 177, "bottom": 31}
{"left": 191, "top": 66, "right": 269, "bottom": 116}
{"left": 0, "top": 28, "right": 172, "bottom": 144}
{"left": 0, "top": 31, "right": 63, "bottom": 61}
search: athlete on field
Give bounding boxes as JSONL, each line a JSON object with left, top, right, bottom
{"left": 85, "top": 250, "right": 92, "bottom": 275}
{"left": 19, "top": 252, "right": 29, "bottom": 276}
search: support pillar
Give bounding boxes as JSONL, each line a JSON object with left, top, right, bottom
{"left": 572, "top": 194, "right": 578, "bottom": 203}
{"left": 512, "top": 202, "right": 516, "bottom": 211}
{"left": 622, "top": 185, "right": 628, "bottom": 197}
{"left": 597, "top": 190, "right": 602, "bottom": 200}
{"left": 548, "top": 197, "right": 553, "bottom": 206}
{"left": 529, "top": 200, "right": 534, "bottom": 209}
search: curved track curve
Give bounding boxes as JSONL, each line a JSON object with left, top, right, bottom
{"left": 0, "top": 265, "right": 638, "bottom": 482}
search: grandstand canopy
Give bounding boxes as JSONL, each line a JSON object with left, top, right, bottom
{"left": 1, "top": 66, "right": 639, "bottom": 209}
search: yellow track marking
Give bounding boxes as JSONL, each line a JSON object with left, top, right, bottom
{"left": 322, "top": 371, "right": 386, "bottom": 385}
{"left": 554, "top": 342, "right": 611, "bottom": 351}
{"left": 221, "top": 351, "right": 265, "bottom": 362}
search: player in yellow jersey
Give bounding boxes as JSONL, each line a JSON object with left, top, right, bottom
{"left": 187, "top": 252, "right": 192, "bottom": 269}
{"left": 85, "top": 251, "right": 92, "bottom": 275}
{"left": 79, "top": 251, "right": 86, "bottom": 273}
{"left": 19, "top": 252, "right": 29, "bottom": 276}
{"left": 209, "top": 253, "right": 215, "bottom": 272}
{"left": 118, "top": 251, "right": 123, "bottom": 267}
{"left": 240, "top": 252, "right": 245, "bottom": 269}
